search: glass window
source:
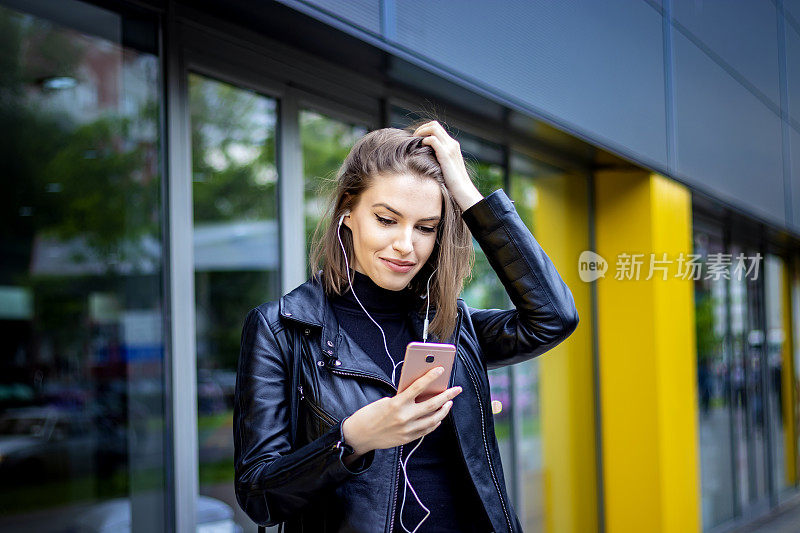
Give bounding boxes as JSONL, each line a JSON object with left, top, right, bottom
{"left": 0, "top": 1, "right": 166, "bottom": 530}
{"left": 457, "top": 132, "right": 507, "bottom": 309}
{"left": 694, "top": 230, "right": 774, "bottom": 523}
{"left": 732, "top": 241, "right": 769, "bottom": 509}
{"left": 300, "top": 108, "right": 368, "bottom": 280}
{"left": 508, "top": 157, "right": 542, "bottom": 531}
{"left": 189, "top": 73, "right": 279, "bottom": 533}
{"left": 455, "top": 133, "right": 516, "bottom": 496}
{"left": 509, "top": 151, "right": 588, "bottom": 531}
{"left": 693, "top": 220, "right": 735, "bottom": 528}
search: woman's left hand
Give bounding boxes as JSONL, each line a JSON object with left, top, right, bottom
{"left": 413, "top": 121, "right": 483, "bottom": 211}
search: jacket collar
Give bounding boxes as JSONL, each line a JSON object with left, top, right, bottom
{"left": 279, "top": 274, "right": 463, "bottom": 387}
{"left": 278, "top": 274, "right": 326, "bottom": 328}
{"left": 279, "top": 272, "right": 437, "bottom": 329}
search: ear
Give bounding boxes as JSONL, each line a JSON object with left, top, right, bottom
{"left": 341, "top": 193, "right": 353, "bottom": 229}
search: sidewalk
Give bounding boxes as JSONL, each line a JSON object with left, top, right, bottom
{"left": 732, "top": 496, "right": 800, "bottom": 533}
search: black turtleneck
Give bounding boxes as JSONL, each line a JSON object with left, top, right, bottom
{"left": 330, "top": 269, "right": 492, "bottom": 533}
{"left": 330, "top": 269, "right": 421, "bottom": 383}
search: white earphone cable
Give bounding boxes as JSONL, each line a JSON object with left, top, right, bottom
{"left": 338, "top": 214, "right": 403, "bottom": 385}
{"left": 337, "top": 212, "right": 435, "bottom": 533}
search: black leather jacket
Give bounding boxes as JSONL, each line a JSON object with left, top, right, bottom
{"left": 234, "top": 189, "right": 579, "bottom": 532}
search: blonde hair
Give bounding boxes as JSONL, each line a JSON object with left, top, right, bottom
{"left": 308, "top": 122, "right": 475, "bottom": 342}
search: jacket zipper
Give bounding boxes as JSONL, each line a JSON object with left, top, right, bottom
{"left": 388, "top": 443, "right": 403, "bottom": 533}
{"left": 329, "top": 367, "right": 397, "bottom": 393}
{"left": 244, "top": 436, "right": 348, "bottom": 493}
{"left": 298, "top": 385, "right": 338, "bottom": 426}
{"left": 456, "top": 347, "right": 514, "bottom": 532}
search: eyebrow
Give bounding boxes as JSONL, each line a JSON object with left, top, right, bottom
{"left": 372, "top": 203, "right": 441, "bottom": 222}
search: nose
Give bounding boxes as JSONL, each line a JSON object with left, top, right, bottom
{"left": 392, "top": 225, "right": 414, "bottom": 256}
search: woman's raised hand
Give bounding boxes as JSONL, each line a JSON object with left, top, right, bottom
{"left": 412, "top": 120, "right": 483, "bottom": 211}
{"left": 341, "top": 366, "right": 462, "bottom": 458}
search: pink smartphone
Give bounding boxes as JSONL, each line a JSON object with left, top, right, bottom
{"left": 397, "top": 341, "right": 456, "bottom": 403}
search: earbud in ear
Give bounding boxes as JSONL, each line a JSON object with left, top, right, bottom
{"left": 338, "top": 210, "right": 351, "bottom": 227}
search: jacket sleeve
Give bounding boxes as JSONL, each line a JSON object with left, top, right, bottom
{"left": 461, "top": 188, "right": 579, "bottom": 370}
{"left": 233, "top": 307, "right": 374, "bottom": 527}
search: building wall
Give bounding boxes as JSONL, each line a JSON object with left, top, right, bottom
{"left": 279, "top": 0, "right": 800, "bottom": 234}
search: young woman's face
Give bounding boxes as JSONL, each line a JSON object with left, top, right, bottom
{"left": 342, "top": 173, "right": 443, "bottom": 291}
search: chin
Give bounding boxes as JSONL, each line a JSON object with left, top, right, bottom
{"left": 379, "top": 277, "right": 408, "bottom": 292}
{"left": 372, "top": 268, "right": 412, "bottom": 291}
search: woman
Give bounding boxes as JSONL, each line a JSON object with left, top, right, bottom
{"left": 234, "top": 121, "right": 579, "bottom": 532}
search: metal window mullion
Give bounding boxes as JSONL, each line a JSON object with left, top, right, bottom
{"left": 662, "top": 0, "right": 677, "bottom": 175}
{"left": 164, "top": 5, "right": 199, "bottom": 532}
{"left": 760, "top": 241, "right": 777, "bottom": 507}
{"left": 723, "top": 220, "right": 742, "bottom": 520}
{"left": 588, "top": 170, "right": 606, "bottom": 533}
{"left": 279, "top": 88, "right": 306, "bottom": 294}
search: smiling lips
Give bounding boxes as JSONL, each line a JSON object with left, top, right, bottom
{"left": 380, "top": 258, "right": 416, "bottom": 273}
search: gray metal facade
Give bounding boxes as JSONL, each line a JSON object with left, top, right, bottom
{"left": 279, "top": 0, "right": 800, "bottom": 234}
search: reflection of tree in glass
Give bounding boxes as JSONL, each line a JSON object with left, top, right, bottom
{"left": 40, "top": 114, "right": 160, "bottom": 264}
{"left": 188, "top": 75, "right": 279, "bottom": 379}
{"left": 0, "top": 9, "right": 160, "bottom": 277}
{"left": 696, "top": 287, "right": 722, "bottom": 365}
{"left": 300, "top": 110, "right": 366, "bottom": 278}
{"left": 510, "top": 171, "right": 536, "bottom": 235}
{"left": 695, "top": 278, "right": 723, "bottom": 413}
{"left": 461, "top": 159, "right": 507, "bottom": 309}
{"left": 189, "top": 74, "right": 277, "bottom": 223}
{"left": 0, "top": 9, "right": 167, "bottom": 512}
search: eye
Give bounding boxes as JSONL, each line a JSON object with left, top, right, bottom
{"left": 375, "top": 214, "right": 437, "bottom": 234}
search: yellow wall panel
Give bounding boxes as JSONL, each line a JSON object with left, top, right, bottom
{"left": 595, "top": 171, "right": 700, "bottom": 533}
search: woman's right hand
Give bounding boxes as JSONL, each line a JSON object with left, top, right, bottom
{"left": 342, "top": 366, "right": 462, "bottom": 458}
